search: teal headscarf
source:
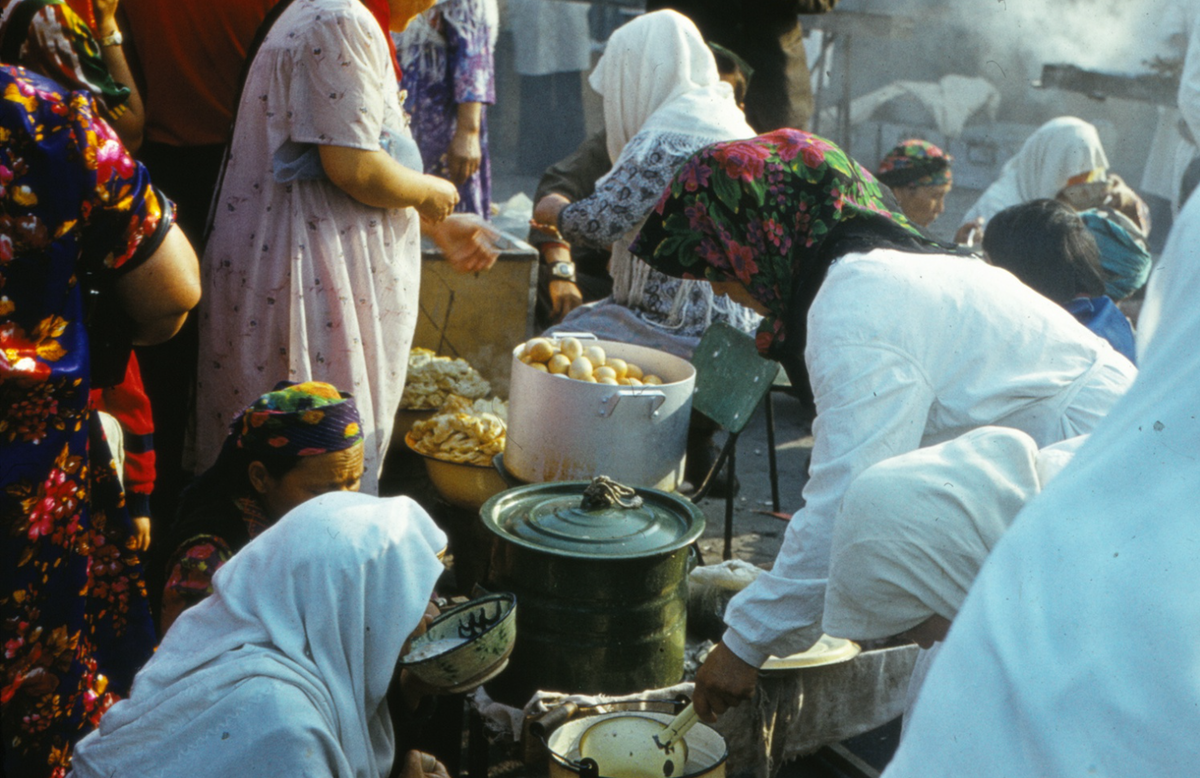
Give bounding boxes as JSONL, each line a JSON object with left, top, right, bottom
{"left": 1079, "top": 209, "right": 1151, "bottom": 301}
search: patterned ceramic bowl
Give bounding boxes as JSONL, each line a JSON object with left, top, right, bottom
{"left": 398, "top": 592, "right": 518, "bottom": 693}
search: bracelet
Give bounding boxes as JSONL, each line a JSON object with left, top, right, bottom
{"left": 540, "top": 240, "right": 571, "bottom": 252}
{"left": 98, "top": 30, "right": 123, "bottom": 47}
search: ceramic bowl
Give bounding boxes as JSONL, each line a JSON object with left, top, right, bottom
{"left": 405, "top": 433, "right": 509, "bottom": 511}
{"left": 398, "top": 592, "right": 517, "bottom": 693}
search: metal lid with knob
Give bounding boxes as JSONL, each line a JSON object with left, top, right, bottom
{"left": 480, "top": 476, "right": 705, "bottom": 560}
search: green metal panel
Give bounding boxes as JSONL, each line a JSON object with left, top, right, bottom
{"left": 690, "top": 322, "right": 780, "bottom": 435}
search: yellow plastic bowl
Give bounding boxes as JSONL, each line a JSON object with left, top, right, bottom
{"left": 405, "top": 433, "right": 508, "bottom": 511}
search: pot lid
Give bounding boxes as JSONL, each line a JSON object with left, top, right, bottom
{"left": 480, "top": 478, "right": 705, "bottom": 559}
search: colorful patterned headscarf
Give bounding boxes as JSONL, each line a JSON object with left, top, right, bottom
{"left": 231, "top": 381, "right": 363, "bottom": 459}
{"left": 631, "top": 129, "right": 946, "bottom": 359}
{"left": 876, "top": 139, "right": 953, "bottom": 189}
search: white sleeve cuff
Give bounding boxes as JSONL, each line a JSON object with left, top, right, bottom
{"left": 721, "top": 627, "right": 771, "bottom": 669}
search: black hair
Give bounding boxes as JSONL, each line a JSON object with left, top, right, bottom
{"left": 209, "top": 431, "right": 304, "bottom": 495}
{"left": 982, "top": 199, "right": 1106, "bottom": 303}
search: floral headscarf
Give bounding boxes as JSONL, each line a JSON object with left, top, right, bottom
{"left": 231, "top": 381, "right": 363, "bottom": 459}
{"left": 631, "top": 129, "right": 945, "bottom": 359}
{"left": 876, "top": 139, "right": 953, "bottom": 189}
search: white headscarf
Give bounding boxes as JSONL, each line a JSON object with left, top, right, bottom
{"left": 589, "top": 9, "right": 752, "bottom": 163}
{"left": 588, "top": 10, "right": 755, "bottom": 320}
{"left": 71, "top": 492, "right": 447, "bottom": 778}
{"left": 823, "top": 427, "right": 1044, "bottom": 641}
{"left": 885, "top": 180, "right": 1200, "bottom": 775}
{"left": 963, "top": 116, "right": 1109, "bottom": 227}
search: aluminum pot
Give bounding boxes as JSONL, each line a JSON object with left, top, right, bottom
{"left": 547, "top": 711, "right": 727, "bottom": 778}
{"left": 505, "top": 338, "right": 695, "bottom": 492}
{"left": 480, "top": 479, "right": 704, "bottom": 705}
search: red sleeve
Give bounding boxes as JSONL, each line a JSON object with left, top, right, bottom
{"left": 88, "top": 353, "right": 155, "bottom": 510}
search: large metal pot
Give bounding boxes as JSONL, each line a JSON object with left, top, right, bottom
{"left": 547, "top": 711, "right": 727, "bottom": 778}
{"left": 480, "top": 479, "right": 704, "bottom": 705}
{"left": 505, "top": 338, "right": 695, "bottom": 492}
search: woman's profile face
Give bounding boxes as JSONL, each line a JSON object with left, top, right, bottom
{"left": 251, "top": 444, "right": 366, "bottom": 520}
{"left": 389, "top": 0, "right": 438, "bottom": 31}
{"left": 893, "top": 183, "right": 952, "bottom": 228}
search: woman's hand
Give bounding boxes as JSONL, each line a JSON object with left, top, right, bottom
{"left": 417, "top": 176, "right": 460, "bottom": 223}
{"left": 398, "top": 750, "right": 450, "bottom": 778}
{"left": 549, "top": 280, "right": 583, "bottom": 323}
{"left": 543, "top": 243, "right": 583, "bottom": 322}
{"left": 447, "top": 102, "right": 483, "bottom": 185}
{"left": 127, "top": 516, "right": 151, "bottom": 552}
{"left": 692, "top": 641, "right": 757, "bottom": 723}
{"left": 425, "top": 214, "right": 501, "bottom": 274}
{"left": 954, "top": 217, "right": 984, "bottom": 247}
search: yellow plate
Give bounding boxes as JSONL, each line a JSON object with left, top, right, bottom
{"left": 760, "top": 635, "right": 861, "bottom": 671}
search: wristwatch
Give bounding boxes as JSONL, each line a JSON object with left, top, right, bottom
{"left": 98, "top": 30, "right": 124, "bottom": 47}
{"left": 549, "top": 261, "right": 577, "bottom": 283}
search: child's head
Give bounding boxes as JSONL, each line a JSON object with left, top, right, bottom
{"left": 983, "top": 198, "right": 1106, "bottom": 303}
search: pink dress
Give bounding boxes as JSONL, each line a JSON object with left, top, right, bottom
{"left": 195, "top": 0, "right": 420, "bottom": 491}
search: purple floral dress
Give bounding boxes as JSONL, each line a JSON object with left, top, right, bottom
{"left": 0, "top": 65, "right": 166, "bottom": 778}
{"left": 393, "top": 0, "right": 496, "bottom": 217}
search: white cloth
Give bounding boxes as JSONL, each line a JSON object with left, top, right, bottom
{"left": 1181, "top": 6, "right": 1200, "bottom": 148}
{"left": 589, "top": 10, "right": 752, "bottom": 164}
{"left": 195, "top": 0, "right": 420, "bottom": 492}
{"left": 720, "top": 249, "right": 1137, "bottom": 667}
{"left": 507, "top": 0, "right": 591, "bottom": 76}
{"left": 962, "top": 117, "right": 1109, "bottom": 227}
{"left": 822, "top": 427, "right": 1044, "bottom": 642}
{"left": 70, "top": 492, "right": 447, "bottom": 778}
{"left": 823, "top": 428, "right": 1086, "bottom": 642}
{"left": 585, "top": 10, "right": 755, "bottom": 341}
{"left": 820, "top": 74, "right": 1000, "bottom": 139}
{"left": 95, "top": 410, "right": 124, "bottom": 486}
{"left": 883, "top": 146, "right": 1200, "bottom": 778}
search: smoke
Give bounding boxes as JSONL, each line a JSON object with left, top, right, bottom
{"left": 971, "top": 0, "right": 1178, "bottom": 74}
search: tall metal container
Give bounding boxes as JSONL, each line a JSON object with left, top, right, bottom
{"left": 480, "top": 481, "right": 705, "bottom": 705}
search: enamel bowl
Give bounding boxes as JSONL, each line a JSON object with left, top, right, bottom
{"left": 398, "top": 592, "right": 517, "bottom": 693}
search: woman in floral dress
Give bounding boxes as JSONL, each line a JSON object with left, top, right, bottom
{"left": 393, "top": 0, "right": 497, "bottom": 216}
{"left": 0, "top": 66, "right": 199, "bottom": 777}
{"left": 194, "top": 0, "right": 497, "bottom": 493}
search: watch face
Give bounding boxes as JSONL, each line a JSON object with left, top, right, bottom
{"left": 551, "top": 262, "right": 575, "bottom": 281}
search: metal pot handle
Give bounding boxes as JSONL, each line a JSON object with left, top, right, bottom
{"left": 548, "top": 331, "right": 599, "bottom": 341}
{"left": 598, "top": 389, "right": 667, "bottom": 419}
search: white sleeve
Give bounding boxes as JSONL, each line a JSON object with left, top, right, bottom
{"left": 1180, "top": 12, "right": 1200, "bottom": 142}
{"left": 721, "top": 342, "right": 936, "bottom": 666}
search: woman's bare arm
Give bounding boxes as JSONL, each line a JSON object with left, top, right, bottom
{"left": 318, "top": 145, "right": 458, "bottom": 222}
{"left": 113, "top": 224, "right": 200, "bottom": 345}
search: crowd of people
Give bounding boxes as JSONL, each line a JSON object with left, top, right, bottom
{"left": 2, "top": 0, "right": 1197, "bottom": 776}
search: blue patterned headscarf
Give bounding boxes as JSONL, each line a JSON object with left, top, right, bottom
{"left": 1079, "top": 209, "right": 1151, "bottom": 301}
